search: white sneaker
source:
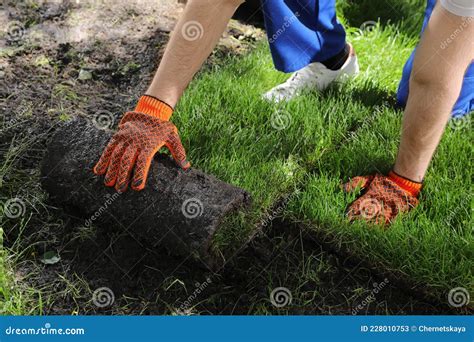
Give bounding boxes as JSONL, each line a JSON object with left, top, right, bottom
{"left": 262, "top": 43, "right": 359, "bottom": 103}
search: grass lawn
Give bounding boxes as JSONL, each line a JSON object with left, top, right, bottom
{"left": 173, "top": 0, "right": 472, "bottom": 302}
{"left": 285, "top": 105, "right": 473, "bottom": 298}
{"left": 1, "top": 0, "right": 471, "bottom": 313}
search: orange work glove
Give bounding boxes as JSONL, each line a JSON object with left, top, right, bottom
{"left": 342, "top": 171, "right": 421, "bottom": 225}
{"left": 93, "top": 95, "right": 190, "bottom": 192}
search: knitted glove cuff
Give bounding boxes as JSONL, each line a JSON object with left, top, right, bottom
{"left": 134, "top": 95, "right": 173, "bottom": 121}
{"left": 388, "top": 170, "right": 422, "bottom": 197}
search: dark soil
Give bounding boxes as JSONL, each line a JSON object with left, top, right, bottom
{"left": 20, "top": 217, "right": 452, "bottom": 315}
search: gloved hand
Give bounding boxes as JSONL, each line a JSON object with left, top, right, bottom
{"left": 93, "top": 96, "right": 190, "bottom": 192}
{"left": 342, "top": 171, "right": 421, "bottom": 225}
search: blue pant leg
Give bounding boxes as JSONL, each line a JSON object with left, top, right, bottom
{"left": 261, "top": 0, "right": 346, "bottom": 73}
{"left": 397, "top": 0, "right": 474, "bottom": 117}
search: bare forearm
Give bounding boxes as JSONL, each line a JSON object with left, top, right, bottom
{"left": 394, "top": 80, "right": 460, "bottom": 182}
{"left": 394, "top": 4, "right": 473, "bottom": 182}
{"left": 146, "top": 0, "right": 244, "bottom": 107}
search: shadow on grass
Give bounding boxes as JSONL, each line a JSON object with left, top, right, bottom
{"left": 323, "top": 80, "right": 398, "bottom": 108}
{"left": 338, "top": 0, "right": 426, "bottom": 38}
{"left": 296, "top": 81, "right": 402, "bottom": 182}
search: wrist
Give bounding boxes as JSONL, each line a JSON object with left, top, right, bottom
{"left": 388, "top": 170, "right": 422, "bottom": 197}
{"left": 134, "top": 95, "right": 174, "bottom": 121}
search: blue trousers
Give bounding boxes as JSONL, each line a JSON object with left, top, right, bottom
{"left": 261, "top": 0, "right": 346, "bottom": 73}
{"left": 262, "top": 0, "right": 473, "bottom": 117}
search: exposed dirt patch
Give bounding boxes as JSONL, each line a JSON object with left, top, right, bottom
{"left": 16, "top": 217, "right": 451, "bottom": 315}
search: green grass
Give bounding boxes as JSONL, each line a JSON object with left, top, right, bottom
{"left": 171, "top": 2, "right": 472, "bottom": 301}
{"left": 175, "top": 21, "right": 419, "bottom": 251}
{"left": 0, "top": 228, "right": 41, "bottom": 315}
{"left": 175, "top": 45, "right": 374, "bottom": 251}
{"left": 336, "top": 0, "right": 426, "bottom": 38}
{"left": 285, "top": 109, "right": 473, "bottom": 296}
{"left": 0, "top": 136, "right": 44, "bottom": 315}
{"left": 0, "top": 232, "right": 23, "bottom": 315}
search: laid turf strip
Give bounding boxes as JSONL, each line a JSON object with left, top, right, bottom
{"left": 171, "top": 13, "right": 472, "bottom": 300}
{"left": 285, "top": 108, "right": 473, "bottom": 299}
{"left": 174, "top": 45, "right": 374, "bottom": 254}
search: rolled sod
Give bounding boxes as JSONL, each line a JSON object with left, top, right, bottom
{"left": 41, "top": 118, "right": 251, "bottom": 259}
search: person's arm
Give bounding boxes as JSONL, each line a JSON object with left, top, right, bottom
{"left": 345, "top": 2, "right": 473, "bottom": 225}
{"left": 393, "top": 2, "right": 474, "bottom": 181}
{"left": 146, "top": 0, "right": 245, "bottom": 107}
{"left": 93, "top": 0, "right": 245, "bottom": 192}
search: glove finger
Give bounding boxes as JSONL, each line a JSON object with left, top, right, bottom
{"left": 342, "top": 175, "right": 373, "bottom": 193}
{"left": 115, "top": 146, "right": 138, "bottom": 193}
{"left": 131, "top": 144, "right": 164, "bottom": 191}
{"left": 104, "top": 142, "right": 127, "bottom": 187}
{"left": 165, "top": 132, "right": 190, "bottom": 169}
{"left": 346, "top": 201, "right": 361, "bottom": 222}
{"left": 93, "top": 137, "right": 118, "bottom": 175}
